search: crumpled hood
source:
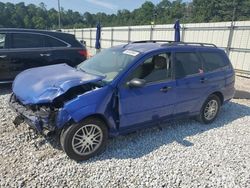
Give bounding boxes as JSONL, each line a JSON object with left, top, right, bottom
{"left": 13, "top": 64, "right": 104, "bottom": 105}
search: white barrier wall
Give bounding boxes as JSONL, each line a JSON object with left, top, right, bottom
{"left": 63, "top": 21, "right": 250, "bottom": 74}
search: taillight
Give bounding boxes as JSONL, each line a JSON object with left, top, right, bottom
{"left": 78, "top": 49, "right": 87, "bottom": 58}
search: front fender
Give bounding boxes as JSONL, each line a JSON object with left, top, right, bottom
{"left": 69, "top": 104, "right": 98, "bottom": 123}
{"left": 56, "top": 85, "right": 117, "bottom": 131}
{"left": 56, "top": 104, "right": 97, "bottom": 129}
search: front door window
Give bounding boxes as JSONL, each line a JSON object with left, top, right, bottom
{"left": 127, "top": 53, "right": 172, "bottom": 84}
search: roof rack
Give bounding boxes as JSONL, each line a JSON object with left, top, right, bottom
{"left": 131, "top": 40, "right": 175, "bottom": 44}
{"left": 168, "top": 42, "right": 217, "bottom": 48}
{"left": 130, "top": 40, "right": 217, "bottom": 48}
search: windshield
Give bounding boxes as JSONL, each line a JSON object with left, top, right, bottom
{"left": 77, "top": 48, "right": 138, "bottom": 82}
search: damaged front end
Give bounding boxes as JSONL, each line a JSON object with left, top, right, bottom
{"left": 9, "top": 94, "right": 58, "bottom": 134}
{"left": 9, "top": 63, "right": 107, "bottom": 135}
{"left": 9, "top": 82, "right": 104, "bottom": 135}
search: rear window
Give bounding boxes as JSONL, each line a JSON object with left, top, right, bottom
{"left": 200, "top": 52, "right": 228, "bottom": 72}
{"left": 0, "top": 34, "right": 6, "bottom": 49}
{"left": 45, "top": 36, "right": 67, "bottom": 47}
{"left": 174, "top": 52, "right": 203, "bottom": 79}
{"left": 12, "top": 33, "right": 45, "bottom": 48}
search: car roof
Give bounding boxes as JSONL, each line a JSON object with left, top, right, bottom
{"left": 0, "top": 28, "right": 83, "bottom": 47}
{"left": 0, "top": 28, "right": 73, "bottom": 38}
{"left": 113, "top": 41, "right": 223, "bottom": 54}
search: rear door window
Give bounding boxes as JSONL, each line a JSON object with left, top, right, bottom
{"left": 0, "top": 34, "right": 6, "bottom": 49}
{"left": 45, "top": 36, "right": 67, "bottom": 47}
{"left": 200, "top": 52, "right": 228, "bottom": 72}
{"left": 12, "top": 33, "right": 45, "bottom": 48}
{"left": 174, "top": 52, "right": 203, "bottom": 79}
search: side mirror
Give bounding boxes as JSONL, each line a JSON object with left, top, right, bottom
{"left": 127, "top": 78, "right": 146, "bottom": 88}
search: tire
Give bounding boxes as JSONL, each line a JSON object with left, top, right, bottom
{"left": 197, "top": 94, "right": 221, "bottom": 124}
{"left": 60, "top": 118, "right": 108, "bottom": 161}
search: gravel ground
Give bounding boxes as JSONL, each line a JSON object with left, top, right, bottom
{"left": 235, "top": 76, "right": 250, "bottom": 92}
{"left": 0, "top": 77, "right": 250, "bottom": 187}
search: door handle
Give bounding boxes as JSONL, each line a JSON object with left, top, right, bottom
{"left": 160, "top": 86, "right": 172, "bottom": 92}
{"left": 0, "top": 55, "right": 7, "bottom": 58}
{"left": 40, "top": 53, "right": 51, "bottom": 57}
{"left": 200, "top": 77, "right": 208, "bottom": 83}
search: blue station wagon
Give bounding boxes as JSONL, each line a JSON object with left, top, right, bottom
{"left": 10, "top": 41, "right": 235, "bottom": 161}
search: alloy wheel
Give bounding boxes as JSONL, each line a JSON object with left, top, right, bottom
{"left": 72, "top": 124, "right": 103, "bottom": 156}
{"left": 204, "top": 99, "right": 218, "bottom": 121}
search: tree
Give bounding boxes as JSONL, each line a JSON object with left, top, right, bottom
{"left": 191, "top": 0, "right": 250, "bottom": 22}
{"left": 156, "top": 0, "right": 172, "bottom": 24}
{"left": 0, "top": 1, "right": 249, "bottom": 29}
{"left": 83, "top": 12, "right": 95, "bottom": 27}
{"left": 133, "top": 1, "right": 155, "bottom": 25}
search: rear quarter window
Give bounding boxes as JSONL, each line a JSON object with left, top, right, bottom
{"left": 200, "top": 52, "right": 228, "bottom": 72}
{"left": 45, "top": 36, "right": 68, "bottom": 47}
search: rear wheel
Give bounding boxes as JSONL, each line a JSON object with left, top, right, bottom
{"left": 197, "top": 94, "right": 221, "bottom": 124}
{"left": 60, "top": 118, "right": 108, "bottom": 161}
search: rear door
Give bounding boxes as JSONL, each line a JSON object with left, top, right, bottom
{"left": 44, "top": 35, "right": 74, "bottom": 66}
{"left": 173, "top": 50, "right": 207, "bottom": 115}
{"left": 45, "top": 35, "right": 85, "bottom": 67}
{"left": 0, "top": 32, "right": 11, "bottom": 82}
{"left": 8, "top": 32, "right": 51, "bottom": 80}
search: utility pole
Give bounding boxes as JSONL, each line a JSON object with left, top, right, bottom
{"left": 227, "top": 0, "right": 237, "bottom": 55}
{"left": 58, "top": 0, "right": 61, "bottom": 29}
{"left": 232, "top": 0, "right": 236, "bottom": 23}
{"left": 153, "top": 9, "right": 157, "bottom": 25}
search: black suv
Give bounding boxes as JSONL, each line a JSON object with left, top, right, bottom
{"left": 0, "top": 28, "right": 87, "bottom": 83}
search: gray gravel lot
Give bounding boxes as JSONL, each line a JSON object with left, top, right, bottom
{"left": 235, "top": 76, "right": 250, "bottom": 92}
{"left": 0, "top": 77, "right": 250, "bottom": 187}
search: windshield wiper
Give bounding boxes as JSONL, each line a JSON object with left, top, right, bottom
{"left": 77, "top": 66, "right": 107, "bottom": 78}
{"left": 76, "top": 66, "right": 86, "bottom": 72}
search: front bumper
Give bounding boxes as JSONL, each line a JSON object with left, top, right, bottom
{"left": 9, "top": 94, "right": 56, "bottom": 134}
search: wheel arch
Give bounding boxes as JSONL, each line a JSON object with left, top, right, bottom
{"left": 211, "top": 91, "right": 224, "bottom": 105}
{"left": 81, "top": 113, "right": 111, "bottom": 130}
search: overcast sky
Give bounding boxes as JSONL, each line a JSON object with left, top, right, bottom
{"left": 0, "top": 0, "right": 192, "bottom": 14}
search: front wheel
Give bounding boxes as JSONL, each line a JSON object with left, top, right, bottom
{"left": 197, "top": 94, "right": 221, "bottom": 124}
{"left": 60, "top": 118, "right": 108, "bottom": 161}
